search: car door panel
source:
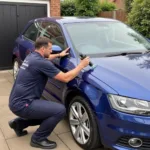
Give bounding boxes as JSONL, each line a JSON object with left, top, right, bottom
{"left": 45, "top": 58, "right": 69, "bottom": 101}
{"left": 18, "top": 36, "right": 34, "bottom": 61}
{"left": 38, "top": 21, "right": 69, "bottom": 102}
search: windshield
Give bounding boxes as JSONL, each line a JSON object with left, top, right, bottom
{"left": 64, "top": 21, "right": 150, "bottom": 57}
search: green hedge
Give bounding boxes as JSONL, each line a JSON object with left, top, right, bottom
{"left": 61, "top": 0, "right": 76, "bottom": 16}
{"left": 75, "top": 0, "right": 101, "bottom": 17}
{"left": 100, "top": 0, "right": 116, "bottom": 11}
{"left": 125, "top": 0, "right": 134, "bottom": 13}
{"left": 61, "top": 0, "right": 116, "bottom": 17}
{"left": 128, "top": 0, "right": 150, "bottom": 38}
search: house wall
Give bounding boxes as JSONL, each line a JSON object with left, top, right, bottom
{"left": 49, "top": 0, "right": 60, "bottom": 16}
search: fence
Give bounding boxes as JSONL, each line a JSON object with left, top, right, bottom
{"left": 98, "top": 10, "right": 127, "bottom": 22}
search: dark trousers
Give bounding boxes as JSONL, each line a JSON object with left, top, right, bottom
{"left": 12, "top": 100, "right": 66, "bottom": 141}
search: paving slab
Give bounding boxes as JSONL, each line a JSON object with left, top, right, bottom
{"left": 7, "top": 133, "right": 69, "bottom": 150}
{"left": 58, "top": 132, "right": 83, "bottom": 150}
{"left": 54, "top": 119, "right": 70, "bottom": 135}
{"left": 0, "top": 139, "right": 9, "bottom": 150}
{"left": 0, "top": 96, "right": 10, "bottom": 106}
{"left": 0, "top": 70, "right": 108, "bottom": 150}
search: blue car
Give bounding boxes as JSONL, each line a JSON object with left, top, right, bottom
{"left": 12, "top": 17, "right": 150, "bottom": 150}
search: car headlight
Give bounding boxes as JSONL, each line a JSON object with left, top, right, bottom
{"left": 108, "top": 94, "right": 150, "bottom": 116}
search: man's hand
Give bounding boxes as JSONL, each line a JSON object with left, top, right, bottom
{"left": 59, "top": 47, "right": 70, "bottom": 57}
{"left": 78, "top": 57, "right": 90, "bottom": 69}
{"left": 54, "top": 56, "right": 90, "bottom": 83}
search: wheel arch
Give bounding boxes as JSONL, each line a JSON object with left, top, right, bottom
{"left": 64, "top": 88, "right": 95, "bottom": 112}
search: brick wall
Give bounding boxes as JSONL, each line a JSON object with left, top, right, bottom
{"left": 49, "top": 0, "right": 60, "bottom": 16}
{"left": 113, "top": 0, "right": 125, "bottom": 9}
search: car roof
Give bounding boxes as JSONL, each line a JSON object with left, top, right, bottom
{"left": 32, "top": 16, "right": 117, "bottom": 24}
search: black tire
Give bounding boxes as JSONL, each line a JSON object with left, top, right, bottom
{"left": 68, "top": 95, "right": 102, "bottom": 150}
{"left": 13, "top": 58, "right": 20, "bottom": 80}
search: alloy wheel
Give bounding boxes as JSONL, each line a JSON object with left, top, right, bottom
{"left": 69, "top": 102, "right": 90, "bottom": 145}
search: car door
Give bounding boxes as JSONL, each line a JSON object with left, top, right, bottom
{"left": 17, "top": 22, "right": 39, "bottom": 62}
{"left": 38, "top": 21, "right": 70, "bottom": 102}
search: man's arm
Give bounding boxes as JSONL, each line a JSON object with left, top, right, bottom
{"left": 54, "top": 57, "right": 90, "bottom": 83}
{"left": 48, "top": 53, "right": 60, "bottom": 60}
{"left": 48, "top": 47, "right": 70, "bottom": 60}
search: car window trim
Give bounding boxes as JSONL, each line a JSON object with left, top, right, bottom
{"left": 23, "top": 22, "right": 39, "bottom": 42}
{"left": 37, "top": 21, "right": 68, "bottom": 49}
{"left": 52, "top": 22, "right": 68, "bottom": 49}
{"left": 23, "top": 35, "right": 35, "bottom": 44}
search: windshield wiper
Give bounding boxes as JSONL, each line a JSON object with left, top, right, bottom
{"left": 106, "top": 52, "right": 143, "bottom": 57}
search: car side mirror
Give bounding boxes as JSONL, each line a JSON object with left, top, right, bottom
{"left": 52, "top": 45, "right": 62, "bottom": 53}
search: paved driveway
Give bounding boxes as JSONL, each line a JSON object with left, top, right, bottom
{"left": 0, "top": 70, "right": 109, "bottom": 150}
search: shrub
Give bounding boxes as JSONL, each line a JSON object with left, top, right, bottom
{"left": 61, "top": 0, "right": 76, "bottom": 16}
{"left": 75, "top": 0, "right": 101, "bottom": 17}
{"left": 128, "top": 0, "right": 150, "bottom": 38}
{"left": 100, "top": 0, "right": 116, "bottom": 11}
{"left": 125, "top": 0, "right": 134, "bottom": 13}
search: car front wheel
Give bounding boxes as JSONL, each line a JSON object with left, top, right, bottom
{"left": 68, "top": 96, "right": 102, "bottom": 150}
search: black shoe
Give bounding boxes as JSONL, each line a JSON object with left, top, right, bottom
{"left": 8, "top": 119, "right": 28, "bottom": 137}
{"left": 30, "top": 139, "right": 57, "bottom": 149}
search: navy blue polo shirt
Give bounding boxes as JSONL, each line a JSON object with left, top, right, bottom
{"left": 9, "top": 52, "right": 60, "bottom": 112}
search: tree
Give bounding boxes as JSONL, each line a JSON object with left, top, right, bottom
{"left": 125, "top": 0, "right": 134, "bottom": 13}
{"left": 100, "top": 0, "right": 116, "bottom": 11}
{"left": 61, "top": 0, "right": 76, "bottom": 16}
{"left": 128, "top": 0, "right": 150, "bottom": 38}
{"left": 75, "top": 0, "right": 101, "bottom": 17}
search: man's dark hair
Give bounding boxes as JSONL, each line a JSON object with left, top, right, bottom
{"left": 35, "top": 36, "right": 52, "bottom": 49}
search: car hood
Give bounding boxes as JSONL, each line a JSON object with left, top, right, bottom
{"left": 88, "top": 53, "right": 150, "bottom": 101}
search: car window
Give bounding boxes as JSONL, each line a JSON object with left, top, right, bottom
{"left": 23, "top": 23, "right": 38, "bottom": 42}
{"left": 36, "top": 21, "right": 67, "bottom": 50}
